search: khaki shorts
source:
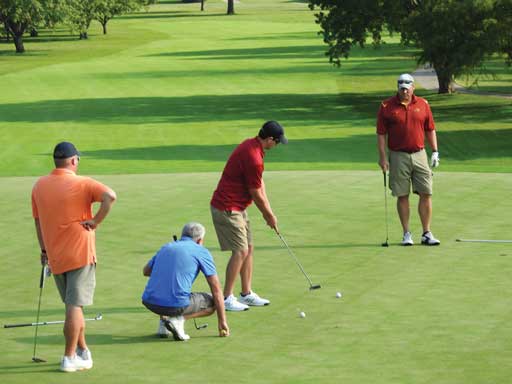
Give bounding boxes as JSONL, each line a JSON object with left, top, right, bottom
{"left": 143, "top": 292, "right": 214, "bottom": 317}
{"left": 54, "top": 264, "right": 96, "bottom": 306}
{"left": 211, "top": 205, "right": 252, "bottom": 252}
{"left": 389, "top": 149, "right": 433, "bottom": 197}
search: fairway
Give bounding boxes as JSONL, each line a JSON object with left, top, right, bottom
{"left": 1, "top": 0, "right": 512, "bottom": 383}
{"left": 2, "top": 171, "right": 512, "bottom": 383}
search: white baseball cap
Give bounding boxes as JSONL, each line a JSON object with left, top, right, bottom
{"left": 397, "top": 73, "right": 414, "bottom": 90}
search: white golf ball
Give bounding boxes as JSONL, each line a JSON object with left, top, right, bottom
{"left": 299, "top": 311, "right": 306, "bottom": 318}
{"left": 336, "top": 292, "right": 342, "bottom": 298}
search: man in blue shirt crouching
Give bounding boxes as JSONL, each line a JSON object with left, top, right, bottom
{"left": 142, "top": 222, "right": 229, "bottom": 340}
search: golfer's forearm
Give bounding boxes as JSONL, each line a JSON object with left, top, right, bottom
{"left": 93, "top": 191, "right": 117, "bottom": 225}
{"left": 34, "top": 219, "right": 45, "bottom": 250}
{"left": 207, "top": 276, "right": 227, "bottom": 322}
{"left": 377, "top": 134, "right": 387, "bottom": 159}
{"left": 249, "top": 188, "right": 273, "bottom": 218}
{"left": 426, "top": 130, "right": 438, "bottom": 151}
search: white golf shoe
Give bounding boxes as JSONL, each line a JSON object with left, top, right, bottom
{"left": 224, "top": 294, "right": 249, "bottom": 311}
{"left": 402, "top": 231, "right": 414, "bottom": 246}
{"left": 60, "top": 355, "right": 92, "bottom": 372}
{"left": 163, "top": 316, "right": 190, "bottom": 341}
{"left": 76, "top": 347, "right": 93, "bottom": 369}
{"left": 421, "top": 231, "right": 441, "bottom": 246}
{"left": 238, "top": 291, "right": 270, "bottom": 306}
{"left": 157, "top": 319, "right": 171, "bottom": 338}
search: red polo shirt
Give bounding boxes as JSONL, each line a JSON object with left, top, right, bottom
{"left": 211, "top": 137, "right": 265, "bottom": 211}
{"left": 376, "top": 94, "right": 435, "bottom": 152}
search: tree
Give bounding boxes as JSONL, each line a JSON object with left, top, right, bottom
{"left": 95, "top": 0, "right": 144, "bottom": 35}
{"left": 227, "top": 0, "right": 234, "bottom": 15}
{"left": 66, "top": 0, "right": 98, "bottom": 39}
{"left": 308, "top": 0, "right": 512, "bottom": 93}
{"left": 0, "top": 0, "right": 44, "bottom": 53}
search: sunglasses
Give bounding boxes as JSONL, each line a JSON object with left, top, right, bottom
{"left": 272, "top": 137, "right": 280, "bottom": 144}
{"left": 398, "top": 80, "right": 413, "bottom": 84}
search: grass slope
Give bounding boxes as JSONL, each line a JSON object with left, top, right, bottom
{"left": 0, "top": 0, "right": 511, "bottom": 176}
{"left": 1, "top": 170, "right": 512, "bottom": 384}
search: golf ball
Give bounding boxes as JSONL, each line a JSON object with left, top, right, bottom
{"left": 336, "top": 292, "right": 342, "bottom": 298}
{"left": 299, "top": 311, "right": 306, "bottom": 318}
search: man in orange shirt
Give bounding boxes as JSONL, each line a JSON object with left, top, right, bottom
{"left": 32, "top": 142, "right": 116, "bottom": 372}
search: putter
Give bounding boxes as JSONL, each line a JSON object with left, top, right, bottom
{"left": 456, "top": 239, "right": 512, "bottom": 243}
{"left": 32, "top": 264, "right": 47, "bottom": 363}
{"left": 173, "top": 235, "right": 178, "bottom": 241}
{"left": 275, "top": 231, "right": 321, "bottom": 290}
{"left": 382, "top": 171, "right": 390, "bottom": 247}
{"left": 193, "top": 319, "right": 208, "bottom": 330}
{"left": 4, "top": 314, "right": 103, "bottom": 328}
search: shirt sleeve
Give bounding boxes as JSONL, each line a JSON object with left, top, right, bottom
{"left": 85, "top": 177, "right": 113, "bottom": 203}
{"left": 376, "top": 103, "right": 388, "bottom": 135}
{"left": 423, "top": 101, "right": 436, "bottom": 131}
{"left": 198, "top": 248, "right": 217, "bottom": 277}
{"left": 242, "top": 150, "right": 263, "bottom": 190}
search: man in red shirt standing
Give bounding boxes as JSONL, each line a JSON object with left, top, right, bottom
{"left": 32, "top": 142, "right": 116, "bottom": 372}
{"left": 211, "top": 121, "right": 287, "bottom": 311}
{"left": 377, "top": 74, "right": 441, "bottom": 246}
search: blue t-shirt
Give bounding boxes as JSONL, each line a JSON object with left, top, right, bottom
{"left": 141, "top": 236, "right": 217, "bottom": 308}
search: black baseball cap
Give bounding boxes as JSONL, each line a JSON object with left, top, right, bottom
{"left": 53, "top": 142, "right": 80, "bottom": 159}
{"left": 259, "top": 121, "right": 288, "bottom": 144}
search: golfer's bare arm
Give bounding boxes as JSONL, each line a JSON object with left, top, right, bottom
{"left": 34, "top": 219, "right": 47, "bottom": 265}
{"left": 249, "top": 185, "right": 277, "bottom": 230}
{"left": 377, "top": 134, "right": 388, "bottom": 172}
{"left": 425, "top": 130, "right": 438, "bottom": 151}
{"left": 81, "top": 190, "right": 117, "bottom": 230}
{"left": 206, "top": 274, "right": 230, "bottom": 336}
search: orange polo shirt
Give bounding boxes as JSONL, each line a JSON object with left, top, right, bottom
{"left": 31, "top": 168, "right": 112, "bottom": 274}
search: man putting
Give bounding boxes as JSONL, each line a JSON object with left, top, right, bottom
{"left": 142, "top": 222, "right": 229, "bottom": 340}
{"left": 377, "top": 73, "right": 441, "bottom": 246}
{"left": 210, "top": 121, "right": 287, "bottom": 311}
{"left": 32, "top": 142, "right": 117, "bottom": 372}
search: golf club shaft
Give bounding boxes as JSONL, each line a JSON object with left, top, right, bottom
{"left": 32, "top": 265, "right": 46, "bottom": 360}
{"left": 383, "top": 171, "right": 389, "bottom": 244}
{"left": 193, "top": 318, "right": 208, "bottom": 330}
{"left": 456, "top": 239, "right": 512, "bottom": 243}
{"left": 5, "top": 314, "right": 102, "bottom": 328}
{"left": 276, "top": 232, "right": 315, "bottom": 287}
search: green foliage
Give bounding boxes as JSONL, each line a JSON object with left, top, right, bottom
{"left": 308, "top": 0, "right": 512, "bottom": 93}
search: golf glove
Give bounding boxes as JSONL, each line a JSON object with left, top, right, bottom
{"left": 431, "top": 151, "right": 440, "bottom": 168}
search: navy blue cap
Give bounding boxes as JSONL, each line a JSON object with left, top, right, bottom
{"left": 259, "top": 121, "right": 288, "bottom": 144}
{"left": 53, "top": 142, "right": 80, "bottom": 159}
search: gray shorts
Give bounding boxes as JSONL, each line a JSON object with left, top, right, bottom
{"left": 389, "top": 149, "right": 433, "bottom": 197}
{"left": 211, "top": 205, "right": 252, "bottom": 252}
{"left": 143, "top": 292, "right": 214, "bottom": 317}
{"left": 53, "top": 264, "right": 96, "bottom": 306}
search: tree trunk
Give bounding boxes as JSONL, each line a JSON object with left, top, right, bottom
{"left": 201, "top": 0, "right": 204, "bottom": 11}
{"left": 80, "top": 31, "right": 88, "bottom": 39}
{"left": 30, "top": 28, "right": 38, "bottom": 37}
{"left": 13, "top": 34, "right": 25, "bottom": 53}
{"left": 102, "top": 21, "right": 107, "bottom": 34}
{"left": 435, "top": 68, "right": 454, "bottom": 94}
{"left": 227, "top": 0, "right": 234, "bottom": 15}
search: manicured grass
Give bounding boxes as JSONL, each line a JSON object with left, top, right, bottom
{"left": 0, "top": 1, "right": 511, "bottom": 383}
{"left": 0, "top": 0, "right": 510, "bottom": 176}
{"left": 1, "top": 171, "right": 512, "bottom": 384}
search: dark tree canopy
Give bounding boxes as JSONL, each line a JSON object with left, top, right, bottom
{"left": 309, "top": 0, "right": 512, "bottom": 93}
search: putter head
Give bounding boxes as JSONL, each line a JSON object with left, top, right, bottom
{"left": 309, "top": 284, "right": 321, "bottom": 290}
{"left": 32, "top": 357, "right": 46, "bottom": 363}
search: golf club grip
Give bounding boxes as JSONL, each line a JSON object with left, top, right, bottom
{"left": 4, "top": 323, "right": 33, "bottom": 328}
{"left": 173, "top": 235, "right": 177, "bottom": 241}
{"left": 39, "top": 265, "right": 46, "bottom": 289}
{"left": 383, "top": 171, "right": 387, "bottom": 187}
